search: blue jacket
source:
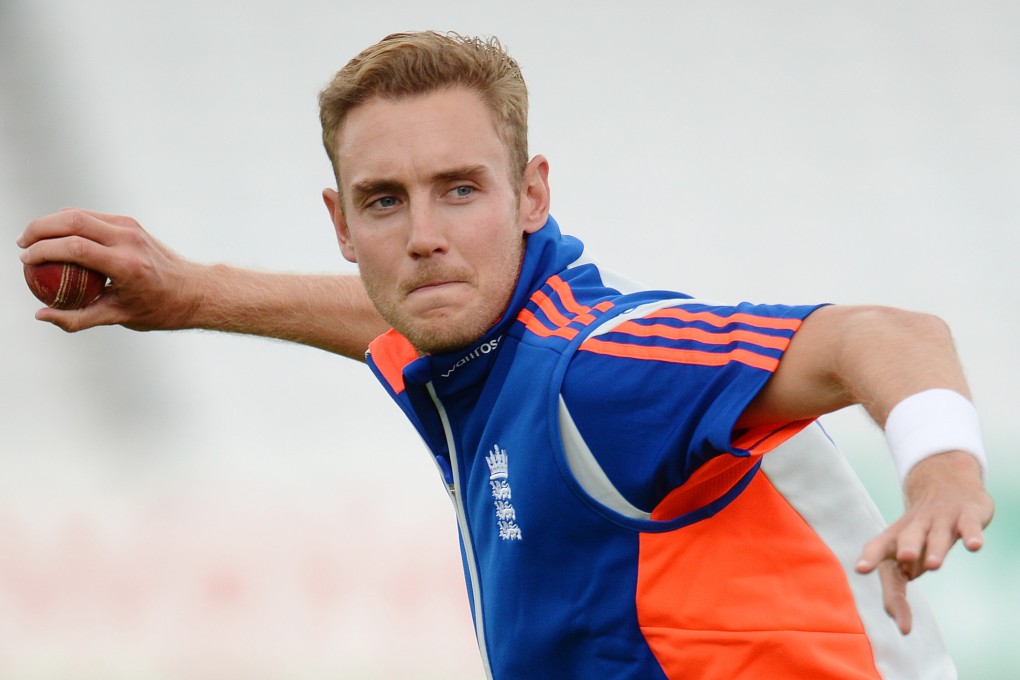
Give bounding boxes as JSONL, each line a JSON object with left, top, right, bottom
{"left": 365, "top": 217, "right": 956, "bottom": 679}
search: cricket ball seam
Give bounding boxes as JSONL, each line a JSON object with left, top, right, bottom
{"left": 56, "top": 264, "right": 86, "bottom": 309}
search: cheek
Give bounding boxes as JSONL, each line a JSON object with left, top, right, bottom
{"left": 355, "top": 264, "right": 397, "bottom": 322}
{"left": 345, "top": 232, "right": 395, "bottom": 278}
{"left": 355, "top": 256, "right": 388, "bottom": 288}
{"left": 480, "top": 233, "right": 525, "bottom": 292}
{"left": 345, "top": 246, "right": 388, "bottom": 293}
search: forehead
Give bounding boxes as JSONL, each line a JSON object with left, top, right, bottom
{"left": 335, "top": 88, "right": 510, "bottom": 187}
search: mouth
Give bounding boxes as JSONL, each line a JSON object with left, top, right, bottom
{"left": 405, "top": 280, "right": 467, "bottom": 301}
{"left": 412, "top": 280, "right": 455, "bottom": 291}
{"left": 403, "top": 270, "right": 470, "bottom": 297}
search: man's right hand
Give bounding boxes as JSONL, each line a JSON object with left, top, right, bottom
{"left": 18, "top": 208, "right": 204, "bottom": 333}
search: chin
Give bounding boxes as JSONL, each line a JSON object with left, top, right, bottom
{"left": 402, "top": 316, "right": 493, "bottom": 356}
{"left": 407, "top": 331, "right": 482, "bottom": 356}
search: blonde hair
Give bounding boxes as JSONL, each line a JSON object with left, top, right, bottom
{"left": 319, "top": 31, "right": 529, "bottom": 194}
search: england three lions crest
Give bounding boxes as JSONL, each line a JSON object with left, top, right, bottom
{"left": 486, "top": 444, "right": 522, "bottom": 540}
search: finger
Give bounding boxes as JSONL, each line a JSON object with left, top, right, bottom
{"left": 856, "top": 530, "right": 896, "bottom": 574}
{"left": 879, "top": 562, "right": 913, "bottom": 635}
{"left": 19, "top": 233, "right": 107, "bottom": 271}
{"left": 892, "top": 516, "right": 931, "bottom": 573}
{"left": 958, "top": 513, "right": 987, "bottom": 552}
{"left": 18, "top": 209, "right": 122, "bottom": 249}
{"left": 19, "top": 227, "right": 120, "bottom": 275}
{"left": 919, "top": 515, "right": 961, "bottom": 572}
{"left": 19, "top": 210, "right": 90, "bottom": 247}
{"left": 59, "top": 206, "right": 140, "bottom": 227}
{"left": 35, "top": 295, "right": 122, "bottom": 332}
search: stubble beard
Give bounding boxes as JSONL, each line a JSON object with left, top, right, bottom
{"left": 364, "top": 236, "right": 526, "bottom": 356}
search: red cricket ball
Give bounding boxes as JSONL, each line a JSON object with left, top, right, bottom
{"left": 24, "top": 262, "right": 108, "bottom": 310}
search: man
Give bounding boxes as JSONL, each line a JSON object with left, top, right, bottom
{"left": 18, "top": 32, "right": 992, "bottom": 679}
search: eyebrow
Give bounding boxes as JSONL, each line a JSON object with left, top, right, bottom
{"left": 349, "top": 164, "right": 491, "bottom": 205}
{"left": 349, "top": 179, "right": 404, "bottom": 206}
{"left": 432, "top": 164, "right": 489, "bottom": 183}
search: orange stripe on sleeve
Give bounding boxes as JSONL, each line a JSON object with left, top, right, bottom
{"left": 580, "top": 337, "right": 781, "bottom": 372}
{"left": 612, "top": 320, "right": 792, "bottom": 351}
{"left": 646, "top": 307, "right": 803, "bottom": 332}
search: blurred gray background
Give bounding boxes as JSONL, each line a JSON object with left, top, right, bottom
{"left": 2, "top": 1, "right": 1017, "bottom": 678}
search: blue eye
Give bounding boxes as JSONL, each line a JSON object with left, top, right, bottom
{"left": 373, "top": 196, "right": 399, "bottom": 209}
{"left": 451, "top": 186, "right": 474, "bottom": 198}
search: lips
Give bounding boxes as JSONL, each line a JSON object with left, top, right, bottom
{"left": 405, "top": 281, "right": 470, "bottom": 307}
{"left": 412, "top": 280, "right": 456, "bottom": 292}
{"left": 402, "top": 268, "right": 471, "bottom": 297}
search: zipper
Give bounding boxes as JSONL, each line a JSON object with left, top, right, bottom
{"left": 426, "top": 382, "right": 493, "bottom": 680}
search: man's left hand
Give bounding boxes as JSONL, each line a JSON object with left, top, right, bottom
{"left": 855, "top": 450, "right": 994, "bottom": 634}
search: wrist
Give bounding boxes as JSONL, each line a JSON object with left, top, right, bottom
{"left": 884, "top": 388, "right": 987, "bottom": 483}
{"left": 169, "top": 261, "right": 221, "bottom": 331}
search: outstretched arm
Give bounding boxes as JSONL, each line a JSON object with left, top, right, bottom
{"left": 18, "top": 209, "right": 389, "bottom": 361}
{"left": 738, "top": 304, "right": 994, "bottom": 634}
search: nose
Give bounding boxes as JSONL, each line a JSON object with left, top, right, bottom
{"left": 406, "top": 201, "right": 448, "bottom": 258}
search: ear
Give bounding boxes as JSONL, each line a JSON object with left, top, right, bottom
{"left": 323, "top": 187, "right": 358, "bottom": 263}
{"left": 519, "top": 155, "right": 551, "bottom": 235}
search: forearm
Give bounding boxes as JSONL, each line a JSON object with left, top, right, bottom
{"left": 185, "top": 265, "right": 387, "bottom": 361}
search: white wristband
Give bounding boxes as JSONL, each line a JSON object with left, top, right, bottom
{"left": 884, "top": 388, "right": 987, "bottom": 483}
